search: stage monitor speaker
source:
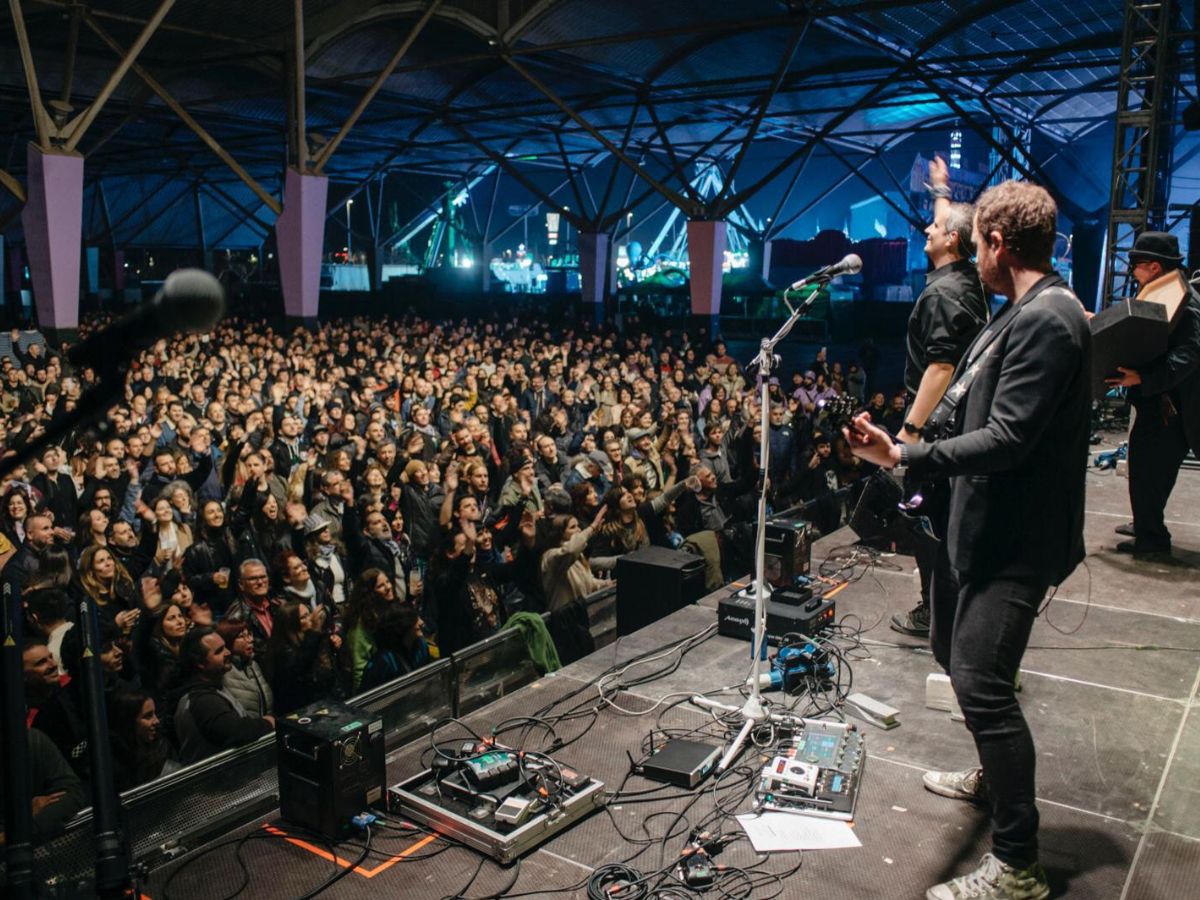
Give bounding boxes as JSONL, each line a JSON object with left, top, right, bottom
{"left": 615, "top": 546, "right": 706, "bottom": 636}
{"left": 277, "top": 700, "right": 386, "bottom": 839}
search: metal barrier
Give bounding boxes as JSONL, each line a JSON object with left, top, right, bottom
{"left": 10, "top": 587, "right": 620, "bottom": 891}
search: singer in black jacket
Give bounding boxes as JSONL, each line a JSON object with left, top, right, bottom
{"left": 847, "top": 181, "right": 1090, "bottom": 900}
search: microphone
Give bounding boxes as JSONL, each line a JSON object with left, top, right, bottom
{"left": 787, "top": 253, "right": 863, "bottom": 291}
{"left": 69, "top": 268, "right": 226, "bottom": 372}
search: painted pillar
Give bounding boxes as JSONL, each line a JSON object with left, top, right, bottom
{"left": 687, "top": 219, "right": 726, "bottom": 330}
{"left": 579, "top": 231, "right": 610, "bottom": 324}
{"left": 21, "top": 146, "right": 84, "bottom": 344}
{"left": 276, "top": 167, "right": 328, "bottom": 327}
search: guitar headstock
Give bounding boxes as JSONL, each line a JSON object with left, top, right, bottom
{"left": 815, "top": 393, "right": 860, "bottom": 432}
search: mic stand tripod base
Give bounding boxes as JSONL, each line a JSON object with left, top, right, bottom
{"left": 691, "top": 695, "right": 774, "bottom": 773}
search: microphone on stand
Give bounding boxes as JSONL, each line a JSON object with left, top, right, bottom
{"left": 783, "top": 253, "right": 863, "bottom": 316}
{"left": 68, "top": 268, "right": 225, "bottom": 373}
{"left": 787, "top": 253, "right": 863, "bottom": 292}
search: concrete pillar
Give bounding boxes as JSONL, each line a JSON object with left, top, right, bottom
{"left": 276, "top": 167, "right": 328, "bottom": 327}
{"left": 21, "top": 146, "right": 84, "bottom": 344}
{"left": 687, "top": 219, "right": 726, "bottom": 330}
{"left": 579, "top": 231, "right": 610, "bottom": 324}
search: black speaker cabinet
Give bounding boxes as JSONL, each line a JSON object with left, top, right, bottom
{"left": 1090, "top": 298, "right": 1168, "bottom": 396}
{"left": 764, "top": 517, "right": 812, "bottom": 588}
{"left": 277, "top": 700, "right": 386, "bottom": 839}
{"left": 615, "top": 546, "right": 706, "bottom": 636}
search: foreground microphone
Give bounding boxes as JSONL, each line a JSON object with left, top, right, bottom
{"left": 787, "top": 253, "right": 863, "bottom": 291}
{"left": 69, "top": 268, "right": 226, "bottom": 372}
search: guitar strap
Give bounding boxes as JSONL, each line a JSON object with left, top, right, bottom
{"left": 922, "top": 284, "right": 1077, "bottom": 439}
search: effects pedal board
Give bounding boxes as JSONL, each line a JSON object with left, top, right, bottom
{"left": 756, "top": 719, "right": 865, "bottom": 821}
{"left": 388, "top": 742, "right": 604, "bottom": 863}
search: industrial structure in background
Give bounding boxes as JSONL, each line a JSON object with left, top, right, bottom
{"left": 0, "top": 1, "right": 1196, "bottom": 335}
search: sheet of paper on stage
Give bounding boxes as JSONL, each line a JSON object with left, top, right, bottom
{"left": 735, "top": 812, "right": 862, "bottom": 852}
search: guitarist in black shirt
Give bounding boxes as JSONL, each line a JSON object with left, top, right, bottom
{"left": 892, "top": 156, "right": 990, "bottom": 639}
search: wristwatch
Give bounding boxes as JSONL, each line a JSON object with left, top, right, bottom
{"left": 902, "top": 420, "right": 922, "bottom": 436}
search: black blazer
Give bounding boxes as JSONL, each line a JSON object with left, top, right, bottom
{"left": 1130, "top": 287, "right": 1200, "bottom": 457}
{"left": 906, "top": 274, "right": 1091, "bottom": 587}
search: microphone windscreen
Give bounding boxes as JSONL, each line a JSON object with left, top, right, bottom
{"left": 160, "top": 269, "right": 226, "bottom": 332}
{"left": 842, "top": 253, "right": 863, "bottom": 275}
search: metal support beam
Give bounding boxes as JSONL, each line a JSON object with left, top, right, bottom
{"left": 504, "top": 54, "right": 698, "bottom": 216}
{"left": 446, "top": 119, "right": 586, "bottom": 229}
{"left": 718, "top": 18, "right": 810, "bottom": 203}
{"left": 84, "top": 14, "right": 283, "bottom": 215}
{"left": 763, "top": 146, "right": 813, "bottom": 241}
{"left": 553, "top": 129, "right": 590, "bottom": 219}
{"left": 193, "top": 182, "right": 206, "bottom": 254}
{"left": 62, "top": 0, "right": 175, "bottom": 152}
{"left": 293, "top": 0, "right": 308, "bottom": 168}
{"left": 0, "top": 170, "right": 25, "bottom": 204}
{"left": 313, "top": 0, "right": 444, "bottom": 172}
{"left": 819, "top": 140, "right": 924, "bottom": 230}
{"left": 201, "top": 180, "right": 275, "bottom": 234}
{"left": 9, "top": 0, "right": 52, "bottom": 147}
{"left": 58, "top": 2, "right": 82, "bottom": 108}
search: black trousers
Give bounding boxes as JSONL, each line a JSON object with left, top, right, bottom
{"left": 945, "top": 577, "right": 1046, "bottom": 869}
{"left": 912, "top": 479, "right": 960, "bottom": 666}
{"left": 1128, "top": 402, "right": 1190, "bottom": 548}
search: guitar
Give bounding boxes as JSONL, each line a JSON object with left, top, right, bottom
{"left": 814, "top": 394, "right": 941, "bottom": 552}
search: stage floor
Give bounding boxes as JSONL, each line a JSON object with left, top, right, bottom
{"left": 146, "top": 464, "right": 1200, "bottom": 899}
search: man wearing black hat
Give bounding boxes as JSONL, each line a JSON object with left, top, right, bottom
{"left": 1106, "top": 231, "right": 1200, "bottom": 555}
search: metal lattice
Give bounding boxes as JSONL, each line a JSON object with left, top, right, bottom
{"left": 1102, "top": 0, "right": 1179, "bottom": 306}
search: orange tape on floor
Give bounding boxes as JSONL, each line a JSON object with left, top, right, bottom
{"left": 260, "top": 823, "right": 438, "bottom": 879}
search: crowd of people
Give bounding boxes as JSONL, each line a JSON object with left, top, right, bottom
{"left": 4, "top": 311, "right": 892, "bottom": 836}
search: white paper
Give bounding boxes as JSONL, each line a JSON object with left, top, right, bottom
{"left": 736, "top": 812, "right": 862, "bottom": 852}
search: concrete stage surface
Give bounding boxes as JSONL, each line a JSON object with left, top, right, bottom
{"left": 147, "top": 465, "right": 1200, "bottom": 899}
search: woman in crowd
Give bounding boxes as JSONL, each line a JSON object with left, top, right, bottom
{"left": 182, "top": 499, "right": 238, "bottom": 612}
{"left": 359, "top": 604, "right": 431, "bottom": 691}
{"left": 139, "top": 495, "right": 193, "bottom": 566}
{"left": 1, "top": 485, "right": 33, "bottom": 544}
{"left": 266, "top": 601, "right": 339, "bottom": 714}
{"left": 303, "top": 517, "right": 347, "bottom": 607}
{"left": 216, "top": 620, "right": 273, "bottom": 717}
{"left": 343, "top": 568, "right": 395, "bottom": 691}
{"left": 75, "top": 508, "right": 109, "bottom": 551}
{"left": 134, "top": 601, "right": 188, "bottom": 698}
{"left": 108, "top": 688, "right": 176, "bottom": 791}
{"left": 537, "top": 506, "right": 613, "bottom": 613}
{"left": 279, "top": 550, "right": 337, "bottom": 626}
{"left": 78, "top": 545, "right": 139, "bottom": 633}
{"left": 237, "top": 482, "right": 296, "bottom": 570}
{"left": 23, "top": 543, "right": 74, "bottom": 593}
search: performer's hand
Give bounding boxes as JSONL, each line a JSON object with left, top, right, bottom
{"left": 929, "top": 155, "right": 950, "bottom": 189}
{"left": 1106, "top": 367, "right": 1141, "bottom": 388}
{"left": 843, "top": 413, "right": 902, "bottom": 470}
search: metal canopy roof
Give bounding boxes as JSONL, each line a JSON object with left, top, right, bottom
{"left": 0, "top": 0, "right": 1194, "bottom": 247}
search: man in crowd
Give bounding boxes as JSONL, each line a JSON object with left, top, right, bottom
{"left": 174, "top": 626, "right": 275, "bottom": 764}
{"left": 846, "top": 180, "right": 1090, "bottom": 900}
{"left": 1105, "top": 231, "right": 1200, "bottom": 556}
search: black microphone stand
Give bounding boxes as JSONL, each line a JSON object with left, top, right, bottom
{"left": 1, "top": 377, "right": 136, "bottom": 898}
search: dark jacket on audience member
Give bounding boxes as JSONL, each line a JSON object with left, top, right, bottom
{"left": 174, "top": 679, "right": 273, "bottom": 764}
{"left": 0, "top": 729, "right": 86, "bottom": 842}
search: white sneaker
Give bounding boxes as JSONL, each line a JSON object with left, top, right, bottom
{"left": 922, "top": 766, "right": 986, "bottom": 802}
{"left": 926, "top": 852, "right": 1049, "bottom": 900}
